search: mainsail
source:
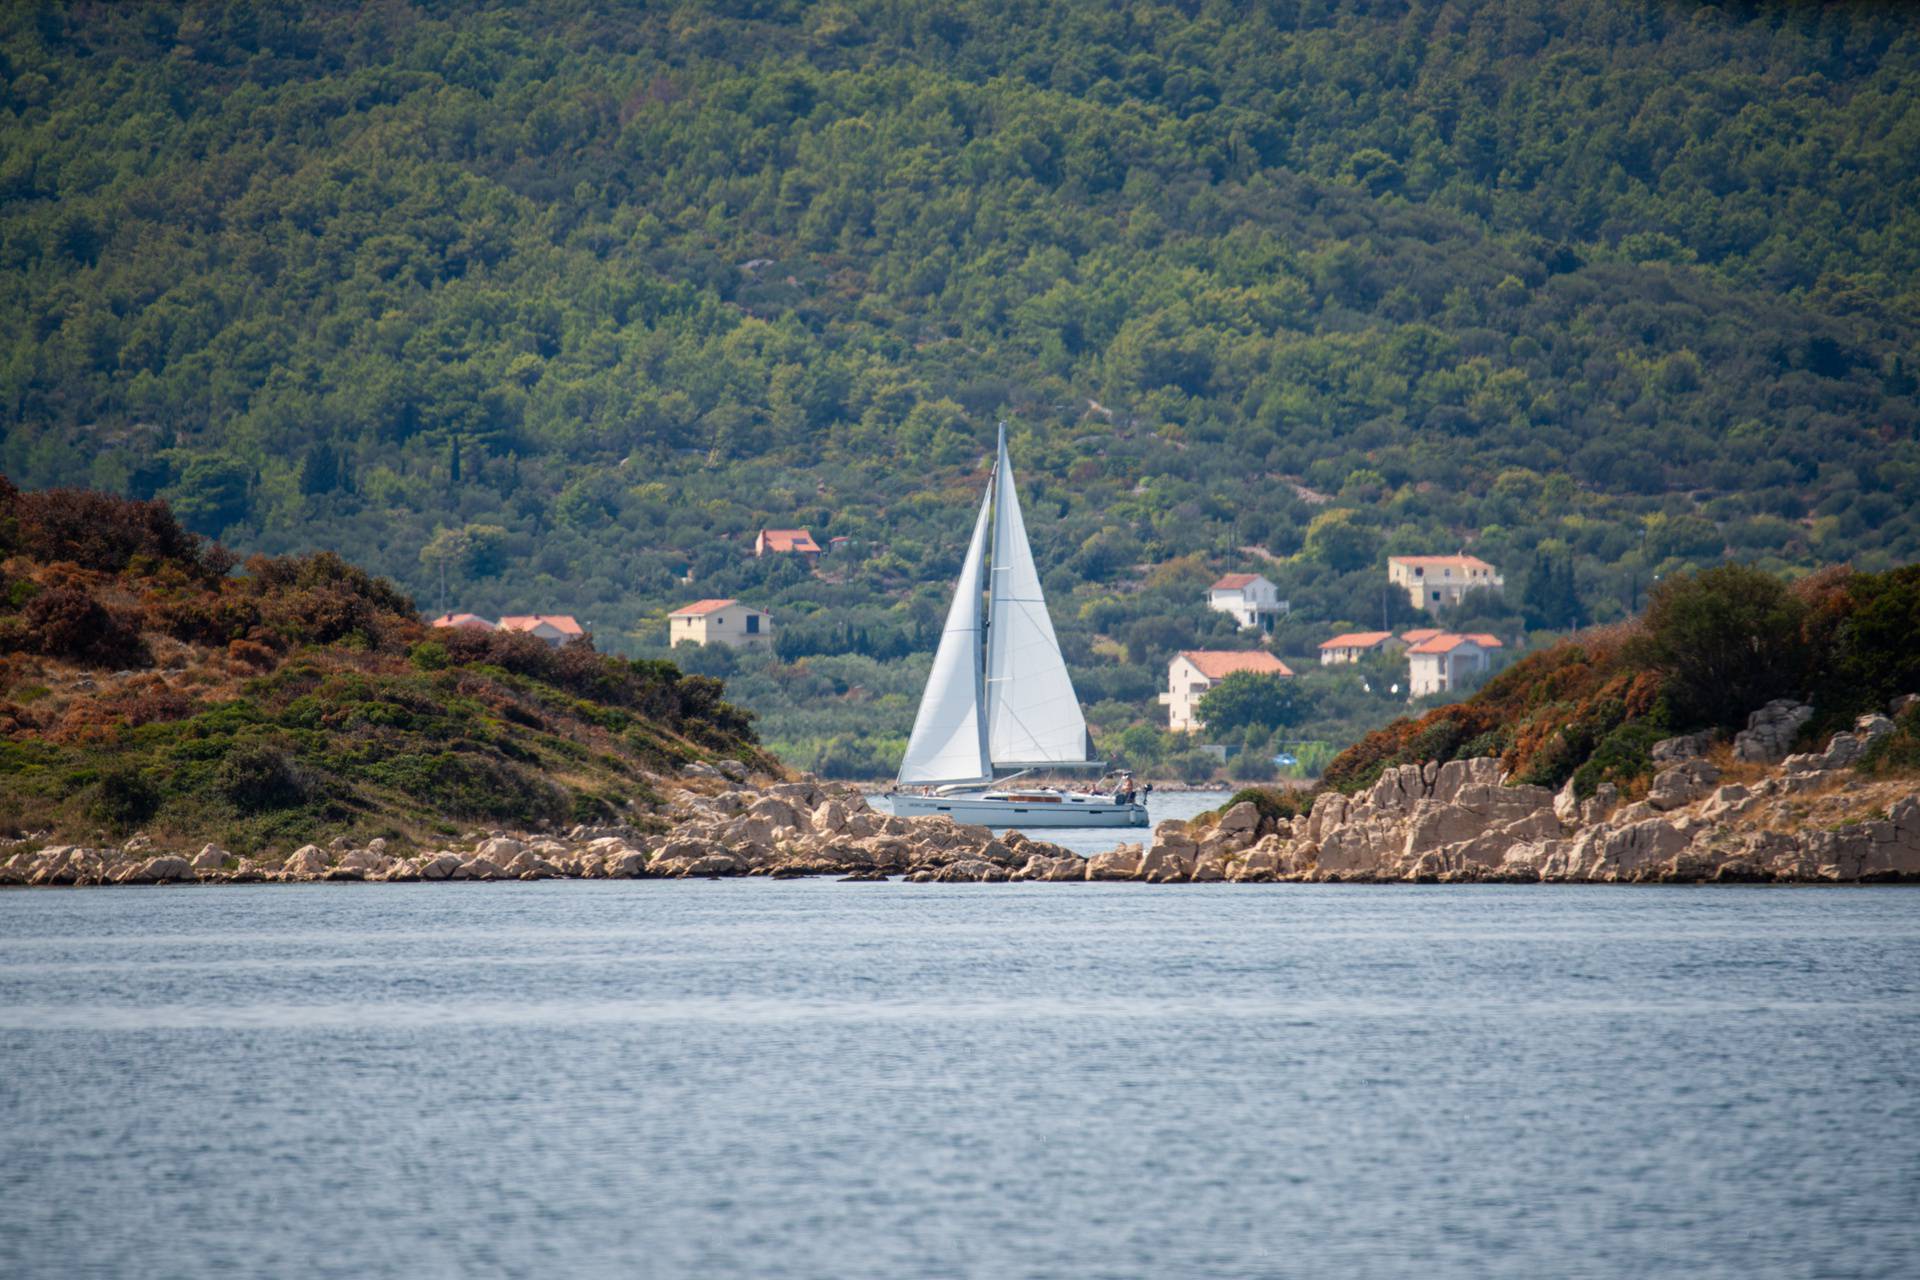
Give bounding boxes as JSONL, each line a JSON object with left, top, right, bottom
{"left": 896, "top": 424, "right": 1096, "bottom": 785}
{"left": 895, "top": 482, "right": 994, "bottom": 784}
{"left": 984, "top": 426, "right": 1092, "bottom": 767}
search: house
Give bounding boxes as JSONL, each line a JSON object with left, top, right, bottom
{"left": 498, "top": 614, "right": 585, "bottom": 647}
{"left": 428, "top": 612, "right": 496, "bottom": 632}
{"left": 1388, "top": 555, "right": 1503, "bottom": 612}
{"left": 1406, "top": 632, "right": 1504, "bottom": 698}
{"left": 1318, "top": 631, "right": 1405, "bottom": 665}
{"left": 668, "top": 599, "right": 774, "bottom": 649}
{"left": 1160, "top": 649, "right": 1295, "bottom": 731}
{"left": 1207, "top": 573, "right": 1289, "bottom": 632}
{"left": 755, "top": 528, "right": 822, "bottom": 560}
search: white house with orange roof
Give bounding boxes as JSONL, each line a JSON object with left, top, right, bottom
{"left": 498, "top": 614, "right": 585, "bottom": 647}
{"left": 1207, "top": 572, "right": 1288, "bottom": 631}
{"left": 1317, "top": 631, "right": 1406, "bottom": 665}
{"left": 1406, "top": 632, "right": 1504, "bottom": 697}
{"left": 1160, "top": 649, "right": 1295, "bottom": 731}
{"left": 1388, "top": 555, "right": 1503, "bottom": 611}
{"left": 668, "top": 599, "right": 773, "bottom": 649}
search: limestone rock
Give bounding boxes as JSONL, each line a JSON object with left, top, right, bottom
{"left": 1700, "top": 784, "right": 1757, "bottom": 821}
{"left": 191, "top": 845, "right": 230, "bottom": 871}
{"left": 476, "top": 836, "right": 525, "bottom": 861}
{"left": 454, "top": 857, "right": 506, "bottom": 880}
{"left": 1578, "top": 783, "right": 1620, "bottom": 827}
{"left": 281, "top": 845, "right": 330, "bottom": 879}
{"left": 1733, "top": 700, "right": 1814, "bottom": 763}
{"left": 1647, "top": 759, "right": 1722, "bottom": 811}
{"left": 1217, "top": 801, "right": 1261, "bottom": 837}
{"left": 1139, "top": 844, "right": 1195, "bottom": 884}
{"left": 606, "top": 850, "right": 648, "bottom": 878}
{"left": 932, "top": 858, "right": 1006, "bottom": 882}
{"left": 1085, "top": 846, "right": 1143, "bottom": 881}
{"left": 418, "top": 853, "right": 462, "bottom": 880}
{"left": 1651, "top": 733, "right": 1712, "bottom": 764}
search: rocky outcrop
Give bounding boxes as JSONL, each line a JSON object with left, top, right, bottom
{"left": 1733, "top": 699, "right": 1814, "bottom": 763}
{"left": 5, "top": 694, "right": 1918, "bottom": 889}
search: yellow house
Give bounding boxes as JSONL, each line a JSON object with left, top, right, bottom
{"left": 1388, "top": 555, "right": 1503, "bottom": 611}
{"left": 669, "top": 599, "right": 774, "bottom": 649}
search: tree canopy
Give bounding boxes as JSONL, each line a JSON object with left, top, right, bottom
{"left": 4, "top": 1, "right": 1918, "bottom": 773}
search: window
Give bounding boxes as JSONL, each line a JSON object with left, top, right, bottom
{"left": 745, "top": 614, "right": 759, "bottom": 634}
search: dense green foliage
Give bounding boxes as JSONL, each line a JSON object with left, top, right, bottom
{"left": 0, "top": 479, "right": 762, "bottom": 848}
{"left": 1317, "top": 562, "right": 1920, "bottom": 799}
{"left": 1198, "top": 671, "right": 1309, "bottom": 735}
{"left": 4, "top": 1, "right": 1918, "bottom": 771}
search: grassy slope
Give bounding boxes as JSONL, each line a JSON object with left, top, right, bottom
{"left": 0, "top": 479, "right": 767, "bottom": 852}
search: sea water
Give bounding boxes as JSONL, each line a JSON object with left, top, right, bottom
{"left": 2, "top": 882, "right": 1916, "bottom": 1278}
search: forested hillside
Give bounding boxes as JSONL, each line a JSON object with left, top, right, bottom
{"left": 4, "top": 1, "right": 1917, "bottom": 774}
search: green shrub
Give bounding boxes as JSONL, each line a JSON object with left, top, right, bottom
{"left": 1636, "top": 564, "right": 1809, "bottom": 730}
{"left": 86, "top": 764, "right": 160, "bottom": 832}
{"left": 410, "top": 640, "right": 449, "bottom": 671}
{"left": 1224, "top": 786, "right": 1310, "bottom": 824}
{"left": 218, "top": 741, "right": 312, "bottom": 812}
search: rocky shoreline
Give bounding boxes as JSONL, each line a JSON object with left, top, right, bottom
{"left": 5, "top": 705, "right": 1918, "bottom": 888}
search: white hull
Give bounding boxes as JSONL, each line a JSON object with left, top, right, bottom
{"left": 884, "top": 792, "right": 1149, "bottom": 828}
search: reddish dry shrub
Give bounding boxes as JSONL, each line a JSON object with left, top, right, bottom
{"left": 9, "top": 585, "right": 151, "bottom": 669}
{"left": 1, "top": 480, "right": 224, "bottom": 581}
{"left": 152, "top": 588, "right": 264, "bottom": 647}
{"left": 121, "top": 685, "right": 193, "bottom": 726}
{"left": 246, "top": 552, "right": 415, "bottom": 648}
{"left": 227, "top": 638, "right": 278, "bottom": 671}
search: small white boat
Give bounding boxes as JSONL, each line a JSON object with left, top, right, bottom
{"left": 883, "top": 425, "right": 1148, "bottom": 829}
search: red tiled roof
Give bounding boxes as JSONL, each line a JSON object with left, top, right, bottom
{"left": 1318, "top": 631, "right": 1396, "bottom": 650}
{"left": 1408, "top": 632, "right": 1502, "bottom": 655}
{"left": 429, "top": 613, "right": 495, "bottom": 630}
{"left": 1400, "top": 628, "right": 1444, "bottom": 644}
{"left": 1211, "top": 573, "right": 1263, "bottom": 590}
{"left": 1389, "top": 554, "right": 1497, "bottom": 571}
{"left": 1179, "top": 650, "right": 1295, "bottom": 679}
{"left": 499, "top": 614, "right": 584, "bottom": 636}
{"left": 759, "top": 528, "right": 821, "bottom": 553}
{"left": 669, "top": 599, "right": 740, "bottom": 617}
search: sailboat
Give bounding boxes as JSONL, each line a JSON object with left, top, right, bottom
{"left": 885, "top": 425, "right": 1148, "bottom": 829}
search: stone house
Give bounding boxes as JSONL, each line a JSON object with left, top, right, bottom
{"left": 669, "top": 598, "right": 774, "bottom": 649}
{"left": 1406, "top": 632, "right": 1503, "bottom": 697}
{"left": 1388, "top": 555, "right": 1503, "bottom": 611}
{"left": 1207, "top": 573, "right": 1288, "bottom": 631}
{"left": 1160, "top": 649, "right": 1295, "bottom": 731}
